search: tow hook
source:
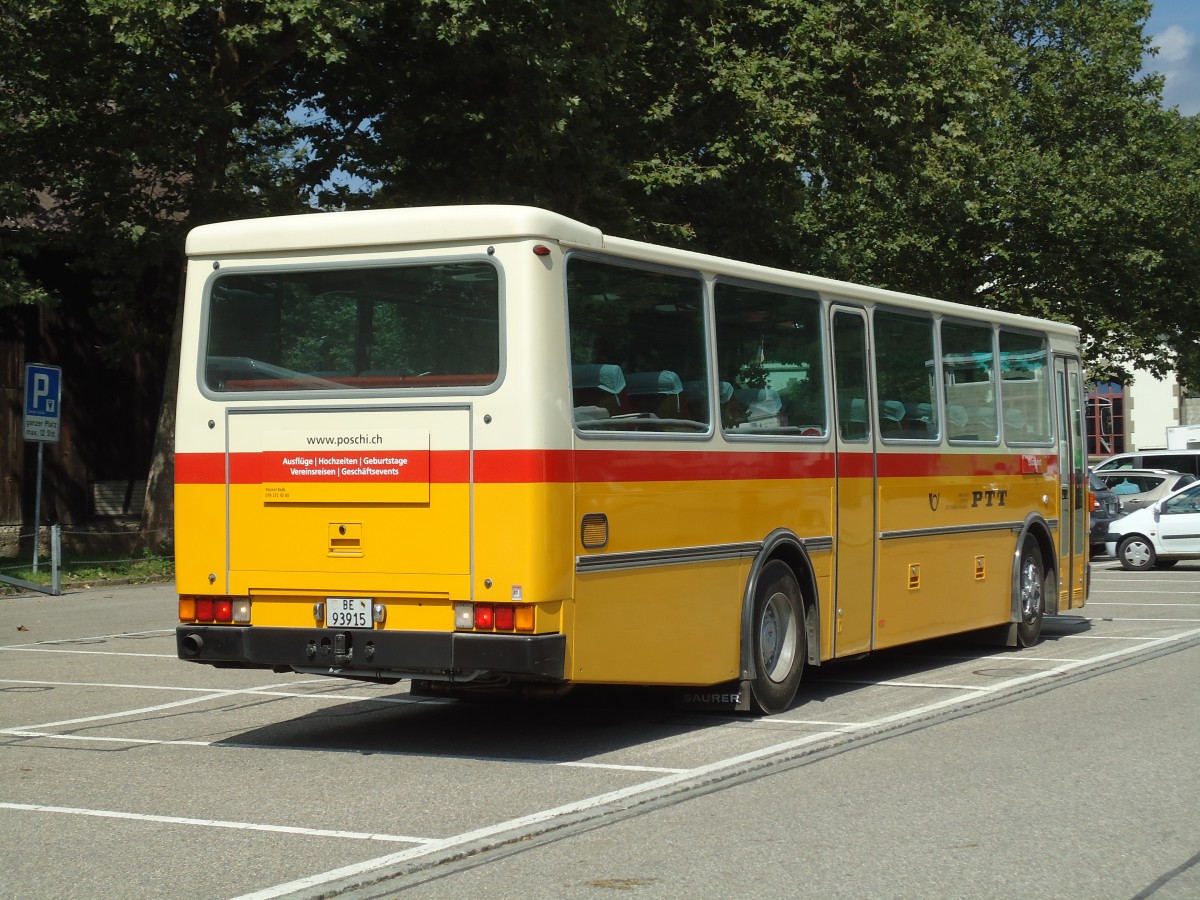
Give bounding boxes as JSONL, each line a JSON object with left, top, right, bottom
{"left": 333, "top": 632, "right": 352, "bottom": 666}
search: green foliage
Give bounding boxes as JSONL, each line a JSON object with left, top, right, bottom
{"left": 0, "top": 0, "right": 387, "bottom": 362}
{"left": 0, "top": 552, "right": 174, "bottom": 594}
{"left": 3, "top": 0, "right": 1199, "bottom": 395}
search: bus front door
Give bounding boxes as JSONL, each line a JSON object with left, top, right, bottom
{"left": 1055, "top": 355, "right": 1088, "bottom": 609}
{"left": 831, "top": 308, "right": 875, "bottom": 656}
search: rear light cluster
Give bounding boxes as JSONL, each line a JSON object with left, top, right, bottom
{"left": 179, "top": 596, "right": 250, "bottom": 624}
{"left": 454, "top": 602, "right": 534, "bottom": 633}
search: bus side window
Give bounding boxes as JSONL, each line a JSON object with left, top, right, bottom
{"left": 999, "top": 329, "right": 1052, "bottom": 444}
{"left": 874, "top": 308, "right": 938, "bottom": 441}
{"left": 566, "top": 257, "right": 709, "bottom": 433}
{"left": 943, "top": 320, "right": 997, "bottom": 443}
{"left": 714, "top": 281, "right": 827, "bottom": 438}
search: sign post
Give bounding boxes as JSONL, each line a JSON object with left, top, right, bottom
{"left": 23, "top": 364, "right": 62, "bottom": 573}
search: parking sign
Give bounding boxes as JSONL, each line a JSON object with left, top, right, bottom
{"left": 23, "top": 363, "right": 62, "bottom": 443}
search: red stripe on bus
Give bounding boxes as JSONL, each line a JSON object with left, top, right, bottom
{"left": 180, "top": 450, "right": 543, "bottom": 485}
{"left": 474, "top": 450, "right": 574, "bottom": 482}
{"left": 876, "top": 453, "right": 1057, "bottom": 478}
{"left": 174, "top": 449, "right": 1056, "bottom": 486}
{"left": 175, "top": 453, "right": 226, "bottom": 484}
{"left": 836, "top": 453, "right": 875, "bottom": 479}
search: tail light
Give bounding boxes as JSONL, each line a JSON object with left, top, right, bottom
{"left": 454, "top": 601, "right": 535, "bottom": 633}
{"left": 494, "top": 604, "right": 515, "bottom": 631}
{"left": 179, "top": 596, "right": 250, "bottom": 624}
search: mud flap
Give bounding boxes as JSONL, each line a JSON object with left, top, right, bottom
{"left": 674, "top": 679, "right": 752, "bottom": 712}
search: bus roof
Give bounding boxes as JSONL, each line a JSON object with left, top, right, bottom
{"left": 186, "top": 205, "right": 605, "bottom": 256}
{"left": 186, "top": 204, "right": 1079, "bottom": 342}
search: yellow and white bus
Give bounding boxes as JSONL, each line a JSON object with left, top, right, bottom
{"left": 174, "top": 205, "right": 1088, "bottom": 713}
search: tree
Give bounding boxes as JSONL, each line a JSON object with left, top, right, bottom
{"left": 1, "top": 0, "right": 385, "bottom": 549}
{"left": 299, "top": 0, "right": 721, "bottom": 231}
{"left": 1146, "top": 112, "right": 1200, "bottom": 389}
{"left": 625, "top": 0, "right": 1193, "bottom": 388}
{"left": 979, "top": 0, "right": 1199, "bottom": 381}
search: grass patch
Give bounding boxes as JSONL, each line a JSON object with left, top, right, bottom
{"left": 0, "top": 552, "right": 174, "bottom": 593}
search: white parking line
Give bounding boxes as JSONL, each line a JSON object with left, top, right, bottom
{"left": 3, "top": 731, "right": 213, "bottom": 747}
{"left": 911, "top": 655, "right": 1098, "bottom": 663}
{"left": 0, "top": 802, "right": 433, "bottom": 844}
{"left": 0, "top": 728, "right": 692, "bottom": 774}
{"left": 6, "top": 681, "right": 301, "bottom": 731}
{"left": 2, "top": 647, "right": 179, "bottom": 658}
{"left": 1071, "top": 634, "right": 1171, "bottom": 639}
{"left": 763, "top": 719, "right": 868, "bottom": 729}
{"left": 562, "top": 762, "right": 689, "bottom": 774}
{"left": 40, "top": 629, "right": 176, "bottom": 641}
{"left": 1088, "top": 602, "right": 1200, "bottom": 608}
{"left": 1088, "top": 578, "right": 1200, "bottom": 586}
{"left": 0, "top": 677, "right": 420, "bottom": 703}
{"left": 821, "top": 679, "right": 989, "bottom": 691}
{"left": 0, "top": 629, "right": 174, "bottom": 650}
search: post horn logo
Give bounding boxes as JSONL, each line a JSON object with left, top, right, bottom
{"left": 928, "top": 492, "right": 940, "bottom": 511}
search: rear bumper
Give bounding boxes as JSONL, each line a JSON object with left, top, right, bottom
{"left": 176, "top": 625, "right": 566, "bottom": 681}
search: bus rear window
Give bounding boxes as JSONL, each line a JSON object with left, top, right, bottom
{"left": 203, "top": 262, "right": 500, "bottom": 392}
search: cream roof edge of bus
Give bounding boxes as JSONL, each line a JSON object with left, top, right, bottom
{"left": 186, "top": 204, "right": 1078, "bottom": 341}
{"left": 185, "top": 204, "right": 605, "bottom": 256}
{"left": 599, "top": 232, "right": 1080, "bottom": 340}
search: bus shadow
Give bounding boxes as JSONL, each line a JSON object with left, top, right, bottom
{"left": 214, "top": 624, "right": 1096, "bottom": 758}
{"left": 1040, "top": 616, "right": 1094, "bottom": 638}
{"left": 801, "top": 621, "right": 1095, "bottom": 695}
{"left": 215, "top": 684, "right": 727, "bottom": 763}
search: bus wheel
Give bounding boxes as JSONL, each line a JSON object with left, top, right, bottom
{"left": 749, "top": 560, "right": 805, "bottom": 715}
{"left": 1016, "top": 540, "right": 1045, "bottom": 647}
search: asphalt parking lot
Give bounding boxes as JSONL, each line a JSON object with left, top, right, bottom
{"left": 2, "top": 563, "right": 1199, "bottom": 899}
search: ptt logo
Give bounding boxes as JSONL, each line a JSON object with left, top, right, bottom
{"left": 971, "top": 488, "right": 1008, "bottom": 507}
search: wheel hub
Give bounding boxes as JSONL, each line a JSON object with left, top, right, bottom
{"left": 1020, "top": 559, "right": 1042, "bottom": 623}
{"left": 759, "top": 592, "right": 798, "bottom": 683}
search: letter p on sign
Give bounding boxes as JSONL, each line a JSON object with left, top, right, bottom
{"left": 33, "top": 373, "right": 53, "bottom": 412}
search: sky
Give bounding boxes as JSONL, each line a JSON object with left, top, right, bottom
{"left": 1145, "top": 0, "right": 1200, "bottom": 115}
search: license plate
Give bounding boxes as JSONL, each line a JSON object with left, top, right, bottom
{"left": 326, "top": 597, "right": 371, "bottom": 628}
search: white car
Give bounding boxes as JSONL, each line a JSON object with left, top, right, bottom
{"left": 1104, "top": 479, "right": 1200, "bottom": 570}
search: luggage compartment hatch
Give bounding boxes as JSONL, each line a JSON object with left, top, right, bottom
{"left": 226, "top": 407, "right": 471, "bottom": 579}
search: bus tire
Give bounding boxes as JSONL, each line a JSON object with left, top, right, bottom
{"left": 749, "top": 560, "right": 805, "bottom": 715}
{"left": 1016, "top": 539, "right": 1045, "bottom": 647}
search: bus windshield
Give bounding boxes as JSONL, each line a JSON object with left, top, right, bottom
{"left": 203, "top": 261, "right": 500, "bottom": 392}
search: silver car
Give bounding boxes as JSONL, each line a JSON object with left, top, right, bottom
{"left": 1094, "top": 469, "right": 1197, "bottom": 514}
